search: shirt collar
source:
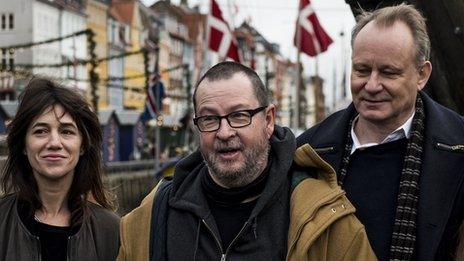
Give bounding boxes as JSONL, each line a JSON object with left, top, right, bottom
{"left": 350, "top": 112, "right": 414, "bottom": 154}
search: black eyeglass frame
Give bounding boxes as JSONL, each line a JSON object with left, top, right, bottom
{"left": 193, "top": 106, "right": 268, "bottom": 132}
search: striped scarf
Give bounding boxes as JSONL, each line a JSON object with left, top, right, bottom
{"left": 338, "top": 96, "right": 425, "bottom": 261}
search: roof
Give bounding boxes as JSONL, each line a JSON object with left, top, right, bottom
{"left": 0, "top": 100, "right": 18, "bottom": 118}
{"left": 98, "top": 108, "right": 118, "bottom": 125}
{"left": 151, "top": 1, "right": 185, "bottom": 18}
{"left": 238, "top": 21, "right": 280, "bottom": 54}
{"left": 109, "top": 1, "right": 135, "bottom": 24}
{"left": 115, "top": 110, "right": 141, "bottom": 125}
{"left": 182, "top": 10, "right": 206, "bottom": 43}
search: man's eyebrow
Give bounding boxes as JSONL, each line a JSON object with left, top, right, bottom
{"left": 378, "top": 65, "right": 402, "bottom": 71}
{"left": 197, "top": 107, "right": 219, "bottom": 115}
{"left": 199, "top": 103, "right": 252, "bottom": 114}
{"left": 352, "top": 62, "right": 369, "bottom": 68}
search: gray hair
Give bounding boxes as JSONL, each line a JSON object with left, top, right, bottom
{"left": 351, "top": 3, "right": 430, "bottom": 67}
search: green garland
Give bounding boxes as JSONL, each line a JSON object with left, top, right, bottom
{"left": 86, "top": 29, "right": 99, "bottom": 113}
{"left": 14, "top": 50, "right": 145, "bottom": 69}
{"left": 0, "top": 29, "right": 89, "bottom": 50}
{"left": 0, "top": 28, "right": 191, "bottom": 114}
{"left": 142, "top": 48, "right": 150, "bottom": 93}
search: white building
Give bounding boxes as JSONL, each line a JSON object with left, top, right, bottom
{"left": 59, "top": 3, "right": 88, "bottom": 92}
{"left": 33, "top": 0, "right": 61, "bottom": 78}
{"left": 0, "top": 0, "right": 88, "bottom": 98}
{"left": 107, "top": 8, "right": 129, "bottom": 110}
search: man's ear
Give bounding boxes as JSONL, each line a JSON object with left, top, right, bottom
{"left": 418, "top": 61, "right": 432, "bottom": 90}
{"left": 265, "top": 104, "right": 276, "bottom": 139}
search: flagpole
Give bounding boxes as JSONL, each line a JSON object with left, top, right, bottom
{"left": 227, "top": 0, "right": 236, "bottom": 29}
{"left": 295, "top": 15, "right": 302, "bottom": 130}
{"left": 332, "top": 58, "right": 337, "bottom": 112}
{"left": 227, "top": 0, "right": 238, "bottom": 63}
{"left": 340, "top": 28, "right": 347, "bottom": 99}
{"left": 205, "top": 0, "right": 213, "bottom": 69}
{"left": 154, "top": 39, "right": 161, "bottom": 171}
{"left": 315, "top": 56, "right": 319, "bottom": 77}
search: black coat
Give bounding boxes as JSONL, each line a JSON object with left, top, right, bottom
{"left": 0, "top": 195, "right": 120, "bottom": 261}
{"left": 166, "top": 125, "right": 296, "bottom": 260}
{"left": 297, "top": 91, "right": 464, "bottom": 261}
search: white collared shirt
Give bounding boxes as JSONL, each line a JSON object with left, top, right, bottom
{"left": 350, "top": 113, "right": 414, "bottom": 154}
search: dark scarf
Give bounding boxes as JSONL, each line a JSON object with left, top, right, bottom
{"left": 338, "top": 96, "right": 425, "bottom": 261}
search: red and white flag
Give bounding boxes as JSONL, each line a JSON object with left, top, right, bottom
{"left": 294, "top": 0, "right": 333, "bottom": 57}
{"left": 207, "top": 0, "right": 241, "bottom": 63}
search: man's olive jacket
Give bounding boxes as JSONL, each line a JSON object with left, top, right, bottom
{"left": 118, "top": 126, "right": 376, "bottom": 260}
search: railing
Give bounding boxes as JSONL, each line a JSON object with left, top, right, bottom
{"left": 105, "top": 160, "right": 158, "bottom": 215}
{"left": 104, "top": 159, "right": 155, "bottom": 175}
{"left": 107, "top": 171, "right": 158, "bottom": 215}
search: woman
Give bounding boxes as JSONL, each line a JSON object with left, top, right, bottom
{"left": 0, "top": 78, "right": 119, "bottom": 260}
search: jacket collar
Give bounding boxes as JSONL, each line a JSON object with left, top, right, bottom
{"left": 169, "top": 125, "right": 296, "bottom": 220}
{"left": 288, "top": 144, "right": 355, "bottom": 254}
{"left": 294, "top": 144, "right": 338, "bottom": 189}
{"left": 297, "top": 103, "right": 356, "bottom": 174}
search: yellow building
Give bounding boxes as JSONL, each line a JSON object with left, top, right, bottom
{"left": 86, "top": 0, "right": 110, "bottom": 109}
{"left": 139, "top": 3, "right": 170, "bottom": 113}
{"left": 110, "top": 0, "right": 145, "bottom": 110}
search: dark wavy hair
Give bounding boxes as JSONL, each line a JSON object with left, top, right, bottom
{"left": 0, "top": 77, "right": 114, "bottom": 225}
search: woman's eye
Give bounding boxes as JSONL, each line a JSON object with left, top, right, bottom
{"left": 33, "top": 129, "right": 47, "bottom": 135}
{"left": 62, "top": 129, "right": 75, "bottom": 135}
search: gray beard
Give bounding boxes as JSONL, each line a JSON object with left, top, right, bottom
{"left": 202, "top": 135, "right": 271, "bottom": 188}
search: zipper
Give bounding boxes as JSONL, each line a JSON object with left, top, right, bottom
{"left": 314, "top": 146, "right": 335, "bottom": 153}
{"left": 35, "top": 235, "right": 42, "bottom": 261}
{"left": 67, "top": 236, "right": 71, "bottom": 261}
{"left": 435, "top": 142, "right": 464, "bottom": 152}
{"left": 202, "top": 219, "right": 251, "bottom": 261}
{"left": 201, "top": 219, "right": 225, "bottom": 260}
{"left": 223, "top": 221, "right": 251, "bottom": 260}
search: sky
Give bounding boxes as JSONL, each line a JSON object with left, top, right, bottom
{"left": 141, "top": 0, "right": 356, "bottom": 110}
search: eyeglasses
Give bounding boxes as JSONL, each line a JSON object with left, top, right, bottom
{"left": 193, "top": 106, "right": 267, "bottom": 132}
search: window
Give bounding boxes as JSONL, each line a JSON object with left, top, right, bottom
{"left": 118, "top": 25, "right": 125, "bottom": 44}
{"left": 1, "top": 49, "right": 6, "bottom": 70}
{"left": 8, "top": 14, "right": 13, "bottom": 29}
{"left": 125, "top": 24, "right": 130, "bottom": 44}
{"left": 0, "top": 13, "right": 14, "bottom": 30}
{"left": 1, "top": 49, "right": 14, "bottom": 71}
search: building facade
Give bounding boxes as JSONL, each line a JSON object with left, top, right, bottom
{"left": 86, "top": 0, "right": 110, "bottom": 108}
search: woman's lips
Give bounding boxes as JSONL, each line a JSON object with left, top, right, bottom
{"left": 42, "top": 154, "right": 66, "bottom": 161}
